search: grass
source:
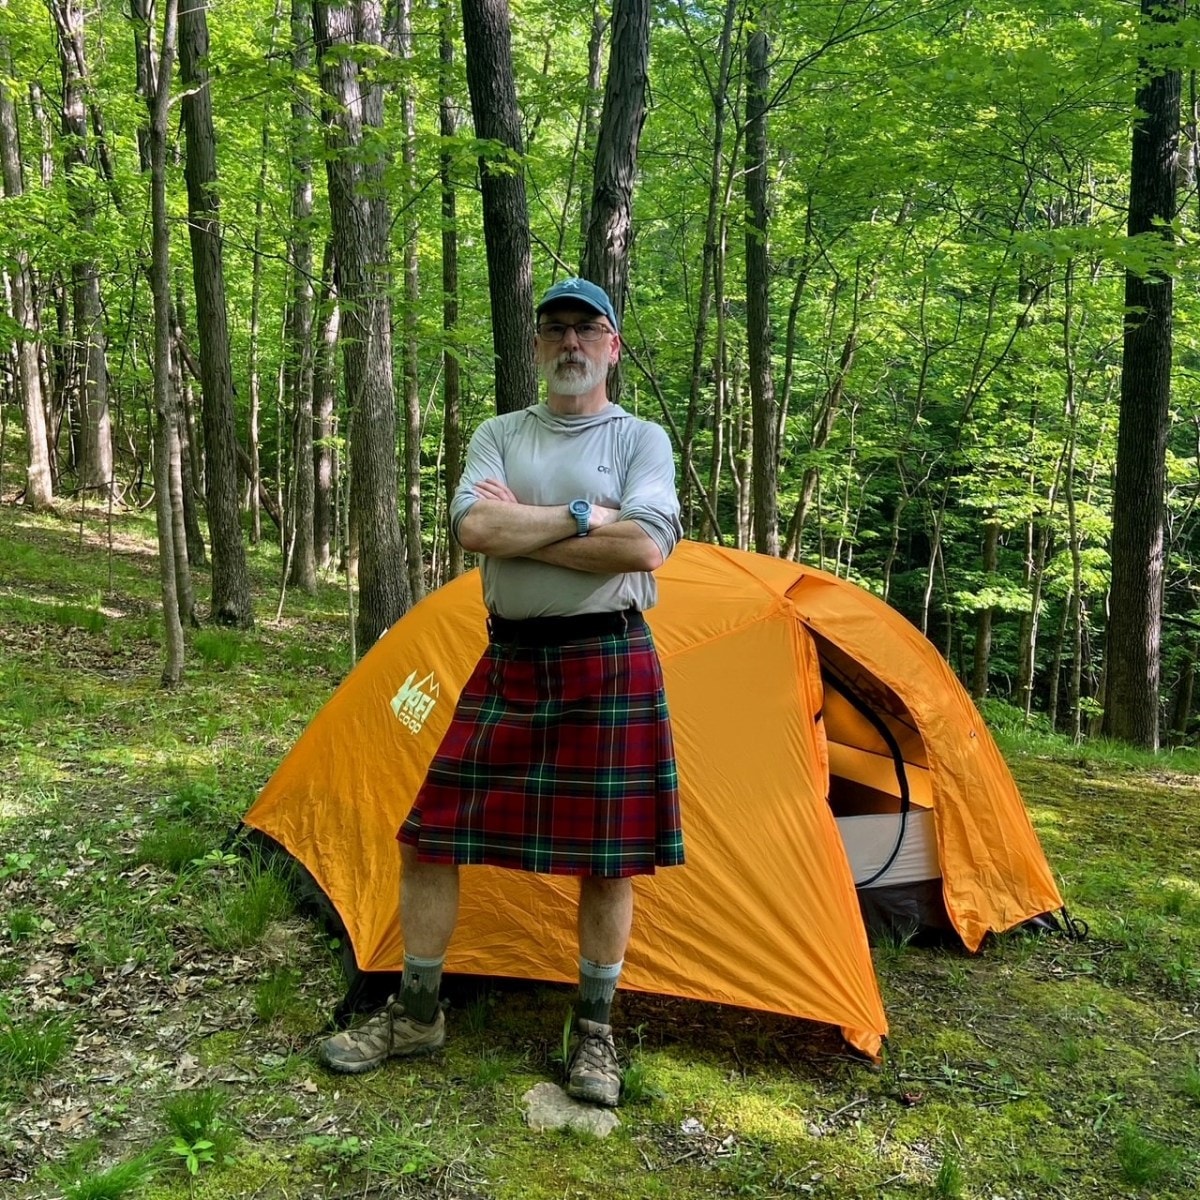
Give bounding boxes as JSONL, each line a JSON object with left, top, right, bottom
{"left": 160, "top": 1087, "right": 237, "bottom": 1169}
{"left": 0, "top": 1014, "right": 73, "bottom": 1085}
{"left": 48, "top": 1145, "right": 158, "bottom": 1200}
{"left": 2, "top": 494, "right": 1200, "bottom": 1198}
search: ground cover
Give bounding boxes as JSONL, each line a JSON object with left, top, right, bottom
{"left": 1, "top": 492, "right": 1198, "bottom": 1199}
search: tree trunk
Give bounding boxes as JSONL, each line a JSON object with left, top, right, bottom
{"left": 169, "top": 405, "right": 198, "bottom": 627}
{"left": 1169, "top": 637, "right": 1196, "bottom": 742}
{"left": 575, "top": 2, "right": 605, "bottom": 267}
{"left": 440, "top": 0, "right": 464, "bottom": 582}
{"left": 141, "top": 0, "right": 185, "bottom": 684}
{"left": 679, "top": 0, "right": 737, "bottom": 531}
{"left": 582, "top": 0, "right": 648, "bottom": 401}
{"left": 745, "top": 24, "right": 778, "bottom": 557}
{"left": 396, "top": 0, "right": 425, "bottom": 602}
{"left": 171, "top": 287, "right": 208, "bottom": 566}
{"left": 51, "top": 0, "right": 113, "bottom": 503}
{"left": 286, "top": 0, "right": 317, "bottom": 593}
{"left": 313, "top": 239, "right": 339, "bottom": 572}
{"left": 248, "top": 131, "right": 266, "bottom": 544}
{"left": 315, "top": 0, "right": 411, "bottom": 647}
{"left": 179, "top": 0, "right": 255, "bottom": 628}
{"left": 1017, "top": 525, "right": 1054, "bottom": 720}
{"left": 1104, "top": 0, "right": 1183, "bottom": 749}
{"left": 461, "top": 0, "right": 537, "bottom": 415}
{"left": 0, "top": 15, "right": 53, "bottom": 510}
{"left": 970, "top": 520, "right": 1000, "bottom": 702}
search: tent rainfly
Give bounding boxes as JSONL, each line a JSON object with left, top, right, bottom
{"left": 245, "top": 541, "right": 1064, "bottom": 1060}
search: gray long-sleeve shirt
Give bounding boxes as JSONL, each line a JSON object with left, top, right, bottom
{"left": 450, "top": 403, "right": 683, "bottom": 619}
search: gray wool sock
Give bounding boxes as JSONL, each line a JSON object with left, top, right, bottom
{"left": 399, "top": 953, "right": 444, "bottom": 1024}
{"left": 577, "top": 957, "right": 623, "bottom": 1026}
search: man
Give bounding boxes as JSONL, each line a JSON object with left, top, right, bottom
{"left": 320, "top": 278, "right": 684, "bottom": 1107}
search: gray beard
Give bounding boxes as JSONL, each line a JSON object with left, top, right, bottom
{"left": 540, "top": 354, "right": 608, "bottom": 396}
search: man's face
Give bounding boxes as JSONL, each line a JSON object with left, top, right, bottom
{"left": 534, "top": 304, "right": 619, "bottom": 396}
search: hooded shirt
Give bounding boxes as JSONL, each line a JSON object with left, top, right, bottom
{"left": 449, "top": 402, "right": 683, "bottom": 619}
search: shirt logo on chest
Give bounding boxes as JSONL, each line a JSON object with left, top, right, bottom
{"left": 597, "top": 464, "right": 612, "bottom": 474}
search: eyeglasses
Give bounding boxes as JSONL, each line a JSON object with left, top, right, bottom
{"left": 537, "top": 321, "right": 612, "bottom": 343}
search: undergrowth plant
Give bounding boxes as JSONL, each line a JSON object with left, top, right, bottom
{"left": 1115, "top": 1123, "right": 1181, "bottom": 1188}
{"left": 199, "top": 859, "right": 292, "bottom": 950}
{"left": 160, "top": 1087, "right": 236, "bottom": 1174}
{"left": 0, "top": 1013, "right": 73, "bottom": 1085}
{"left": 56, "top": 1154, "right": 157, "bottom": 1200}
{"left": 254, "top": 966, "right": 301, "bottom": 1023}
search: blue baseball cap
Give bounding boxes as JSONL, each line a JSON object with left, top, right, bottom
{"left": 536, "top": 277, "right": 619, "bottom": 332}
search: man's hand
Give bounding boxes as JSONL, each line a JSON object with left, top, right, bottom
{"left": 472, "top": 477, "right": 519, "bottom": 505}
{"left": 588, "top": 503, "right": 621, "bottom": 532}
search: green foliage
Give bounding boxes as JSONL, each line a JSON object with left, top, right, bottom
{"left": 932, "top": 1151, "right": 965, "bottom": 1198}
{"left": 192, "top": 628, "right": 248, "bottom": 669}
{"left": 200, "top": 859, "right": 293, "bottom": 950}
{"left": 6, "top": 906, "right": 40, "bottom": 943}
{"left": 137, "top": 821, "right": 214, "bottom": 872}
{"left": 1114, "top": 1123, "right": 1182, "bottom": 1187}
{"left": 160, "top": 1087, "right": 236, "bottom": 1171}
{"left": 0, "top": 1014, "right": 73, "bottom": 1084}
{"left": 253, "top": 966, "right": 301, "bottom": 1023}
{"left": 57, "top": 1154, "right": 157, "bottom": 1200}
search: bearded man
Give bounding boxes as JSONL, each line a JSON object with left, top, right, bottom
{"left": 320, "top": 278, "right": 684, "bottom": 1108}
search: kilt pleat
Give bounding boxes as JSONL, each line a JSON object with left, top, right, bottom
{"left": 399, "top": 624, "right": 684, "bottom": 877}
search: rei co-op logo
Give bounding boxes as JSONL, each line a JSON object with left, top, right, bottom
{"left": 390, "top": 668, "right": 439, "bottom": 735}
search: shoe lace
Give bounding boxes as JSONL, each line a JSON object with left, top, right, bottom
{"left": 571, "top": 1030, "right": 618, "bottom": 1077}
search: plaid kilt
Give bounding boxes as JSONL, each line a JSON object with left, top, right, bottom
{"left": 398, "top": 621, "right": 684, "bottom": 877}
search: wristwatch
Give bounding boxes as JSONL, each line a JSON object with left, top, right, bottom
{"left": 568, "top": 499, "right": 591, "bottom": 537}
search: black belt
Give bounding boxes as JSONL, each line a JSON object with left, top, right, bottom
{"left": 487, "top": 609, "right": 644, "bottom": 647}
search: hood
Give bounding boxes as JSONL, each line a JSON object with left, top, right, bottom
{"left": 525, "top": 402, "right": 630, "bottom": 434}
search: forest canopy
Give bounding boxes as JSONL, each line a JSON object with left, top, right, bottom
{"left": 1, "top": 0, "right": 1199, "bottom": 743}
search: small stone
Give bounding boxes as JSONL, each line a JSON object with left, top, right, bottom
{"left": 521, "top": 1083, "right": 621, "bottom": 1138}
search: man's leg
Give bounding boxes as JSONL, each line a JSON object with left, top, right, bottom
{"left": 576, "top": 876, "right": 632, "bottom": 1023}
{"left": 398, "top": 844, "right": 459, "bottom": 1021}
{"left": 567, "top": 876, "right": 632, "bottom": 1106}
{"left": 319, "top": 846, "right": 459, "bottom": 1073}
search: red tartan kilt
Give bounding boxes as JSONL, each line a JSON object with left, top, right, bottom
{"left": 399, "top": 624, "right": 684, "bottom": 877}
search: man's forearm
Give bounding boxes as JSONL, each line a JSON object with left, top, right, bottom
{"left": 525, "top": 521, "right": 663, "bottom": 574}
{"left": 457, "top": 499, "right": 578, "bottom": 558}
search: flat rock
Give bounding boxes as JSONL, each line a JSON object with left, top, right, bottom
{"left": 521, "top": 1082, "right": 621, "bottom": 1137}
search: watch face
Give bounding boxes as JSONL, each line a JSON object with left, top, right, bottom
{"left": 569, "top": 500, "right": 590, "bottom": 517}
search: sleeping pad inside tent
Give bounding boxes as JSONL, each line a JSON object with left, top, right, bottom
{"left": 244, "top": 541, "right": 1064, "bottom": 1061}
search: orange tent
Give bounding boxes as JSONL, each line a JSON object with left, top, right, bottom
{"left": 245, "top": 542, "right": 1063, "bottom": 1060}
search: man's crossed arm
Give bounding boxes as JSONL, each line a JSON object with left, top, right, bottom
{"left": 457, "top": 478, "right": 663, "bottom": 574}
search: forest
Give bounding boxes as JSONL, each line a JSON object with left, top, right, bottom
{"left": 2, "top": 0, "right": 1199, "bottom": 745}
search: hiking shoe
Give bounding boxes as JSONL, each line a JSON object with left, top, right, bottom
{"left": 319, "top": 998, "right": 445, "bottom": 1074}
{"left": 565, "top": 1018, "right": 621, "bottom": 1107}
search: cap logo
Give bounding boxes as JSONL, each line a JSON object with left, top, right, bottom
{"left": 562, "top": 279, "right": 582, "bottom": 290}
